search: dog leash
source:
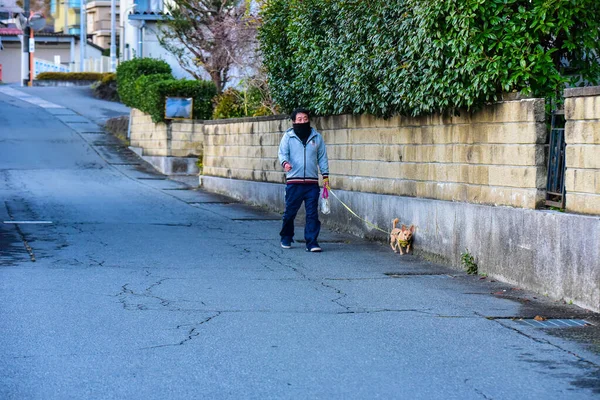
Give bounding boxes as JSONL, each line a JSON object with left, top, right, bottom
{"left": 326, "top": 188, "right": 390, "bottom": 235}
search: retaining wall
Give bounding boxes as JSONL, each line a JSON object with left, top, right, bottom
{"left": 128, "top": 108, "right": 203, "bottom": 175}
{"left": 204, "top": 98, "right": 547, "bottom": 209}
{"left": 565, "top": 86, "right": 600, "bottom": 214}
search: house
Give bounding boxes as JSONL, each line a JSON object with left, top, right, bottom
{"left": 50, "top": 0, "right": 82, "bottom": 35}
{"left": 119, "top": 0, "right": 191, "bottom": 78}
{"left": 0, "top": 27, "right": 103, "bottom": 83}
{"left": 86, "top": 0, "right": 120, "bottom": 49}
{"left": 50, "top": 0, "right": 119, "bottom": 50}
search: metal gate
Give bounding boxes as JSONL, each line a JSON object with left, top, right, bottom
{"left": 545, "top": 110, "right": 566, "bottom": 208}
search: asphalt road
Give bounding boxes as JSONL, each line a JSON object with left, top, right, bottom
{"left": 6, "top": 84, "right": 130, "bottom": 125}
{"left": 0, "top": 87, "right": 599, "bottom": 399}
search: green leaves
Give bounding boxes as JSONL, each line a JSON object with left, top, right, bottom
{"left": 116, "top": 58, "right": 216, "bottom": 123}
{"left": 259, "top": 0, "right": 600, "bottom": 117}
{"left": 116, "top": 58, "right": 172, "bottom": 108}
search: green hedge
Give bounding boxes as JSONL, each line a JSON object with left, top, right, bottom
{"left": 138, "top": 77, "right": 217, "bottom": 123}
{"left": 134, "top": 73, "right": 174, "bottom": 113}
{"left": 259, "top": 0, "right": 600, "bottom": 117}
{"left": 36, "top": 72, "right": 106, "bottom": 81}
{"left": 116, "top": 58, "right": 216, "bottom": 122}
{"left": 116, "top": 58, "right": 172, "bottom": 108}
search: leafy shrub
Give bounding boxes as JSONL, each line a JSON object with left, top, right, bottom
{"left": 36, "top": 72, "right": 105, "bottom": 81}
{"left": 139, "top": 78, "right": 217, "bottom": 123}
{"left": 116, "top": 58, "right": 216, "bottom": 122}
{"left": 259, "top": 0, "right": 600, "bottom": 117}
{"left": 212, "top": 87, "right": 276, "bottom": 119}
{"left": 116, "top": 58, "right": 172, "bottom": 108}
{"left": 134, "top": 73, "right": 174, "bottom": 112}
{"left": 212, "top": 89, "right": 246, "bottom": 119}
{"left": 461, "top": 249, "right": 478, "bottom": 275}
{"left": 101, "top": 73, "right": 116, "bottom": 85}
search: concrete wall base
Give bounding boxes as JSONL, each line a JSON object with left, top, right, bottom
{"left": 129, "top": 146, "right": 199, "bottom": 176}
{"left": 202, "top": 175, "right": 600, "bottom": 312}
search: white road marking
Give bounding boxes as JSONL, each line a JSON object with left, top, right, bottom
{"left": 0, "top": 87, "right": 65, "bottom": 109}
{"left": 3, "top": 221, "right": 53, "bottom": 224}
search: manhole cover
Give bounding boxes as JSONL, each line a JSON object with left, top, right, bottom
{"left": 518, "top": 319, "right": 593, "bottom": 328}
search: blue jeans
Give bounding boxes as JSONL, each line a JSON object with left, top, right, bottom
{"left": 280, "top": 184, "right": 321, "bottom": 248}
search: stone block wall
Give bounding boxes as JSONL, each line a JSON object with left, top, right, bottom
{"left": 202, "top": 99, "right": 547, "bottom": 209}
{"left": 170, "top": 120, "right": 204, "bottom": 158}
{"left": 129, "top": 109, "right": 169, "bottom": 157}
{"left": 203, "top": 116, "right": 291, "bottom": 183}
{"left": 129, "top": 108, "right": 204, "bottom": 158}
{"left": 565, "top": 87, "right": 600, "bottom": 214}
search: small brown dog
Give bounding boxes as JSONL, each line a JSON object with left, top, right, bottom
{"left": 390, "top": 218, "right": 415, "bottom": 255}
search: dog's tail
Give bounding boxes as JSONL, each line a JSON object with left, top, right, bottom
{"left": 392, "top": 218, "right": 399, "bottom": 229}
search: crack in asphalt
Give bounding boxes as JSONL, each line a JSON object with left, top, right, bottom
{"left": 140, "top": 312, "right": 223, "bottom": 350}
{"left": 117, "top": 279, "right": 173, "bottom": 311}
{"left": 4, "top": 201, "right": 36, "bottom": 262}
{"left": 464, "top": 379, "right": 494, "bottom": 400}
{"left": 337, "top": 309, "right": 436, "bottom": 315}
{"left": 320, "top": 280, "right": 351, "bottom": 311}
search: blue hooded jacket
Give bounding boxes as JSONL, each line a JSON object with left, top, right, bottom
{"left": 278, "top": 127, "right": 329, "bottom": 185}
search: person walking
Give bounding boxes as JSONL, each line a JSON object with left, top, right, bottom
{"left": 278, "top": 108, "right": 330, "bottom": 252}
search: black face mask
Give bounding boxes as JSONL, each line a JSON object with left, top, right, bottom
{"left": 293, "top": 122, "right": 311, "bottom": 144}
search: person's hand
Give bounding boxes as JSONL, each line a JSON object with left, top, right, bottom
{"left": 323, "top": 177, "right": 330, "bottom": 189}
{"left": 284, "top": 163, "right": 292, "bottom": 172}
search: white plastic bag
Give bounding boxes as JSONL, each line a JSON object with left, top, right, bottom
{"left": 320, "top": 187, "right": 331, "bottom": 215}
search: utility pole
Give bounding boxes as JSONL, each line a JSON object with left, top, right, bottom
{"left": 80, "top": 0, "right": 86, "bottom": 70}
{"left": 110, "top": 0, "right": 116, "bottom": 72}
{"left": 64, "top": 0, "right": 69, "bottom": 34}
{"left": 21, "top": 0, "right": 30, "bottom": 87}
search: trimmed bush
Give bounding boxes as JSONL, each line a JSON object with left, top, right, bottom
{"left": 212, "top": 87, "right": 276, "bottom": 119}
{"left": 116, "top": 58, "right": 172, "bottom": 108}
{"left": 36, "top": 72, "right": 105, "bottom": 81}
{"left": 259, "top": 0, "right": 600, "bottom": 117}
{"left": 101, "top": 73, "right": 116, "bottom": 85}
{"left": 134, "top": 73, "right": 174, "bottom": 115}
{"left": 116, "top": 58, "right": 216, "bottom": 122}
{"left": 138, "top": 78, "right": 217, "bottom": 123}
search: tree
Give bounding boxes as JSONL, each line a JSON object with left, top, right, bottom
{"left": 158, "top": 0, "right": 258, "bottom": 94}
{"left": 259, "top": 0, "right": 600, "bottom": 117}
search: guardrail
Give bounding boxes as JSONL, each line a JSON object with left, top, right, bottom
{"left": 34, "top": 58, "right": 71, "bottom": 76}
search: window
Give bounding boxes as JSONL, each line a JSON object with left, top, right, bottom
{"left": 134, "top": 0, "right": 163, "bottom": 13}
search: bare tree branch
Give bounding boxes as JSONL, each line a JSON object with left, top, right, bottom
{"left": 157, "top": 0, "right": 258, "bottom": 93}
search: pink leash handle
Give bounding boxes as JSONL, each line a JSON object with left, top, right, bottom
{"left": 322, "top": 186, "right": 329, "bottom": 199}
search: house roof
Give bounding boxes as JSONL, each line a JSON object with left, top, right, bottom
{"left": 128, "top": 11, "right": 170, "bottom": 21}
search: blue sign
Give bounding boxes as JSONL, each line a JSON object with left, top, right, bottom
{"left": 165, "top": 97, "right": 193, "bottom": 120}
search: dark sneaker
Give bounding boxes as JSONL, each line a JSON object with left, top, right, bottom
{"left": 281, "top": 238, "right": 292, "bottom": 249}
{"left": 306, "top": 245, "right": 322, "bottom": 252}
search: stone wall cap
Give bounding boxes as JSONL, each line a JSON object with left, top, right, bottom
{"left": 498, "top": 92, "right": 538, "bottom": 101}
{"left": 203, "top": 114, "right": 289, "bottom": 125}
{"left": 564, "top": 86, "right": 600, "bottom": 98}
